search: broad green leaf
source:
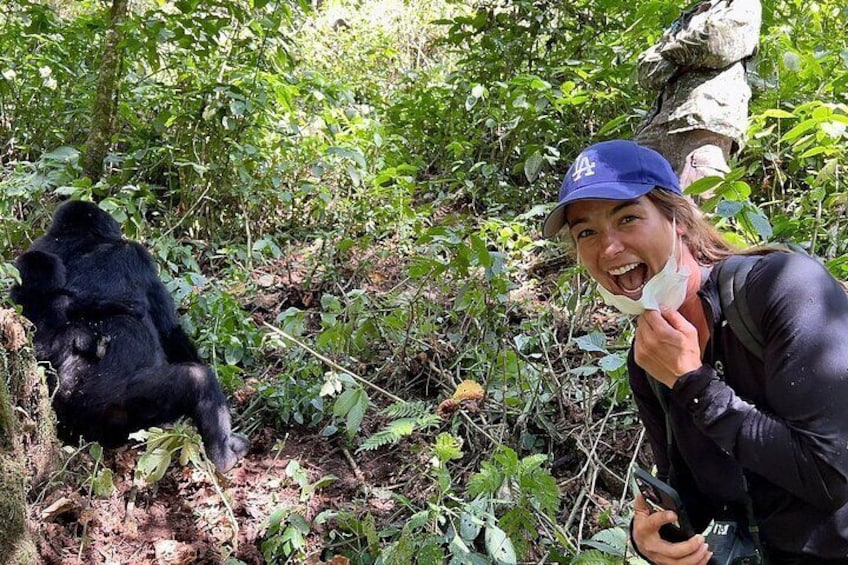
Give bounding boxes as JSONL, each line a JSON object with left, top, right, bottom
{"left": 598, "top": 353, "right": 626, "bottom": 373}
{"left": 333, "top": 389, "right": 359, "bottom": 417}
{"left": 345, "top": 389, "right": 369, "bottom": 438}
{"left": 582, "top": 527, "right": 628, "bottom": 556}
{"left": 574, "top": 331, "right": 608, "bottom": 353}
{"left": 484, "top": 524, "right": 517, "bottom": 565}
{"left": 780, "top": 118, "right": 818, "bottom": 143}
{"left": 459, "top": 498, "right": 486, "bottom": 541}
{"left": 684, "top": 175, "right": 723, "bottom": 196}
{"left": 523, "top": 151, "right": 543, "bottom": 182}
{"left": 745, "top": 209, "right": 773, "bottom": 240}
{"left": 716, "top": 200, "right": 744, "bottom": 218}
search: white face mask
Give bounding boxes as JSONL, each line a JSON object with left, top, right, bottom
{"left": 595, "top": 221, "right": 691, "bottom": 316}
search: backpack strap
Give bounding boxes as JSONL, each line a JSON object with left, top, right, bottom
{"left": 715, "top": 255, "right": 764, "bottom": 360}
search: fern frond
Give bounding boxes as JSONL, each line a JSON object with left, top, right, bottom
{"left": 382, "top": 400, "right": 431, "bottom": 419}
{"left": 357, "top": 412, "right": 441, "bottom": 453}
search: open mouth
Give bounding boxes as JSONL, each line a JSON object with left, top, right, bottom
{"left": 609, "top": 262, "right": 649, "bottom": 295}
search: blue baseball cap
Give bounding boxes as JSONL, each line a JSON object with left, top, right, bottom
{"left": 542, "top": 140, "right": 681, "bottom": 238}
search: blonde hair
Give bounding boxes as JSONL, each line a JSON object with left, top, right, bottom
{"left": 644, "top": 189, "right": 740, "bottom": 265}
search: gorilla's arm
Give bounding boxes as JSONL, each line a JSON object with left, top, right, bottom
{"left": 66, "top": 297, "right": 145, "bottom": 320}
{"left": 132, "top": 244, "right": 201, "bottom": 364}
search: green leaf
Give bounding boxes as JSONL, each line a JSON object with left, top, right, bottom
{"left": 745, "top": 208, "right": 773, "bottom": 240}
{"left": 434, "top": 433, "right": 464, "bottom": 462}
{"left": 345, "top": 389, "right": 369, "bottom": 438}
{"left": 135, "top": 447, "right": 172, "bottom": 483}
{"left": 470, "top": 234, "right": 493, "bottom": 268}
{"left": 596, "top": 114, "right": 629, "bottom": 137}
{"left": 468, "top": 461, "right": 504, "bottom": 498}
{"left": 89, "top": 442, "right": 103, "bottom": 463}
{"left": 598, "top": 353, "right": 626, "bottom": 373}
{"left": 523, "top": 152, "right": 543, "bottom": 182}
{"left": 459, "top": 498, "right": 487, "bottom": 541}
{"left": 780, "top": 118, "right": 818, "bottom": 143}
{"left": 42, "top": 146, "right": 80, "bottom": 163}
{"left": 484, "top": 524, "right": 517, "bottom": 565}
{"left": 574, "top": 331, "right": 608, "bottom": 353}
{"left": 90, "top": 468, "right": 115, "bottom": 498}
{"left": 333, "top": 389, "right": 359, "bottom": 417}
{"left": 418, "top": 538, "right": 446, "bottom": 564}
{"left": 716, "top": 200, "right": 743, "bottom": 219}
{"left": 761, "top": 108, "right": 796, "bottom": 119}
{"left": 582, "top": 527, "right": 628, "bottom": 556}
{"left": 285, "top": 459, "right": 309, "bottom": 488}
{"left": 684, "top": 175, "right": 723, "bottom": 196}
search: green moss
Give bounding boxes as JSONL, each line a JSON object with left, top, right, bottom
{"left": 0, "top": 348, "right": 28, "bottom": 562}
{"left": 0, "top": 332, "right": 58, "bottom": 564}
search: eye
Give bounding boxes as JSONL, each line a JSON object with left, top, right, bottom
{"left": 620, "top": 215, "right": 638, "bottom": 225}
{"left": 574, "top": 228, "right": 594, "bottom": 240}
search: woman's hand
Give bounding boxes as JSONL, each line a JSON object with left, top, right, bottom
{"left": 632, "top": 494, "right": 712, "bottom": 565}
{"left": 634, "top": 309, "right": 702, "bottom": 387}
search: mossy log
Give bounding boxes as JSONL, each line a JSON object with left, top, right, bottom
{"left": 0, "top": 309, "right": 61, "bottom": 564}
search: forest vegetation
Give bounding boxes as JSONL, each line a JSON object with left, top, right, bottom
{"left": 0, "top": 0, "right": 846, "bottom": 563}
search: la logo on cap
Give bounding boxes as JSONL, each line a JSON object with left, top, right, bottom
{"left": 572, "top": 154, "right": 596, "bottom": 181}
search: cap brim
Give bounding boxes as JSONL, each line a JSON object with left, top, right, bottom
{"left": 542, "top": 203, "right": 568, "bottom": 239}
{"left": 541, "top": 181, "right": 657, "bottom": 239}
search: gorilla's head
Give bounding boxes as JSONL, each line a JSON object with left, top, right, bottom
{"left": 50, "top": 200, "right": 122, "bottom": 241}
{"left": 16, "top": 250, "right": 67, "bottom": 293}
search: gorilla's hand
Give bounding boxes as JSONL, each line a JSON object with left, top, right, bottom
{"left": 206, "top": 432, "right": 251, "bottom": 474}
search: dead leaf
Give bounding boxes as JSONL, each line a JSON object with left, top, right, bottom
{"left": 452, "top": 379, "right": 484, "bottom": 402}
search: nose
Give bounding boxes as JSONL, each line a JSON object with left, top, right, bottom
{"left": 599, "top": 231, "right": 625, "bottom": 259}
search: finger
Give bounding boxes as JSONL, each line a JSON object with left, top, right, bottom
{"left": 638, "top": 309, "right": 663, "bottom": 330}
{"left": 633, "top": 493, "right": 651, "bottom": 514}
{"left": 660, "top": 308, "right": 695, "bottom": 333}
{"left": 664, "top": 535, "right": 709, "bottom": 561}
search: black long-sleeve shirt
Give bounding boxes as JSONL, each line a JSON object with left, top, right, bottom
{"left": 630, "top": 251, "right": 848, "bottom": 558}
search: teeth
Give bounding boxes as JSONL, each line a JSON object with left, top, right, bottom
{"left": 608, "top": 262, "right": 640, "bottom": 276}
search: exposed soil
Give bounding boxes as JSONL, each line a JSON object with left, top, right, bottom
{"left": 32, "top": 425, "right": 416, "bottom": 564}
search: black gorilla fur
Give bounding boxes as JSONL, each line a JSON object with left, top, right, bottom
{"left": 11, "top": 201, "right": 249, "bottom": 473}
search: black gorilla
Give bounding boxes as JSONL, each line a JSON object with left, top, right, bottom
{"left": 12, "top": 200, "right": 249, "bottom": 473}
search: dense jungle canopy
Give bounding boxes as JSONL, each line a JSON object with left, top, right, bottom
{"left": 0, "top": 0, "right": 846, "bottom": 563}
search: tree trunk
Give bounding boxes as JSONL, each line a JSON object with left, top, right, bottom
{"left": 81, "top": 0, "right": 129, "bottom": 182}
{"left": 0, "top": 310, "right": 60, "bottom": 564}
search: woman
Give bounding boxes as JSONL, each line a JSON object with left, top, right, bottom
{"left": 543, "top": 140, "right": 848, "bottom": 564}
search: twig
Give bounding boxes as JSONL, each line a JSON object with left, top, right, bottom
{"left": 620, "top": 427, "right": 646, "bottom": 509}
{"left": 459, "top": 411, "right": 500, "bottom": 446}
{"left": 205, "top": 460, "right": 239, "bottom": 547}
{"left": 262, "top": 322, "right": 405, "bottom": 404}
{"left": 341, "top": 447, "right": 367, "bottom": 484}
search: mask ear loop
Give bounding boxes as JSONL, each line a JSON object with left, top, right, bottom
{"left": 671, "top": 217, "right": 679, "bottom": 262}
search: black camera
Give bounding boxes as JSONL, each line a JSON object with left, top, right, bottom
{"left": 704, "top": 521, "right": 761, "bottom": 565}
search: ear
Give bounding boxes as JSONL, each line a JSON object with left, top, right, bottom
{"left": 673, "top": 216, "right": 686, "bottom": 237}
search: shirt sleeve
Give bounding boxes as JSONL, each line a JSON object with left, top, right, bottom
{"left": 636, "top": 43, "right": 679, "bottom": 91}
{"left": 672, "top": 252, "right": 848, "bottom": 511}
{"left": 658, "top": 0, "right": 762, "bottom": 70}
{"left": 629, "top": 352, "right": 672, "bottom": 480}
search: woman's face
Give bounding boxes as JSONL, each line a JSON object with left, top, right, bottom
{"left": 565, "top": 196, "right": 680, "bottom": 300}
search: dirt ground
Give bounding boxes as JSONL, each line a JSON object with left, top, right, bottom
{"left": 32, "top": 426, "right": 405, "bottom": 565}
